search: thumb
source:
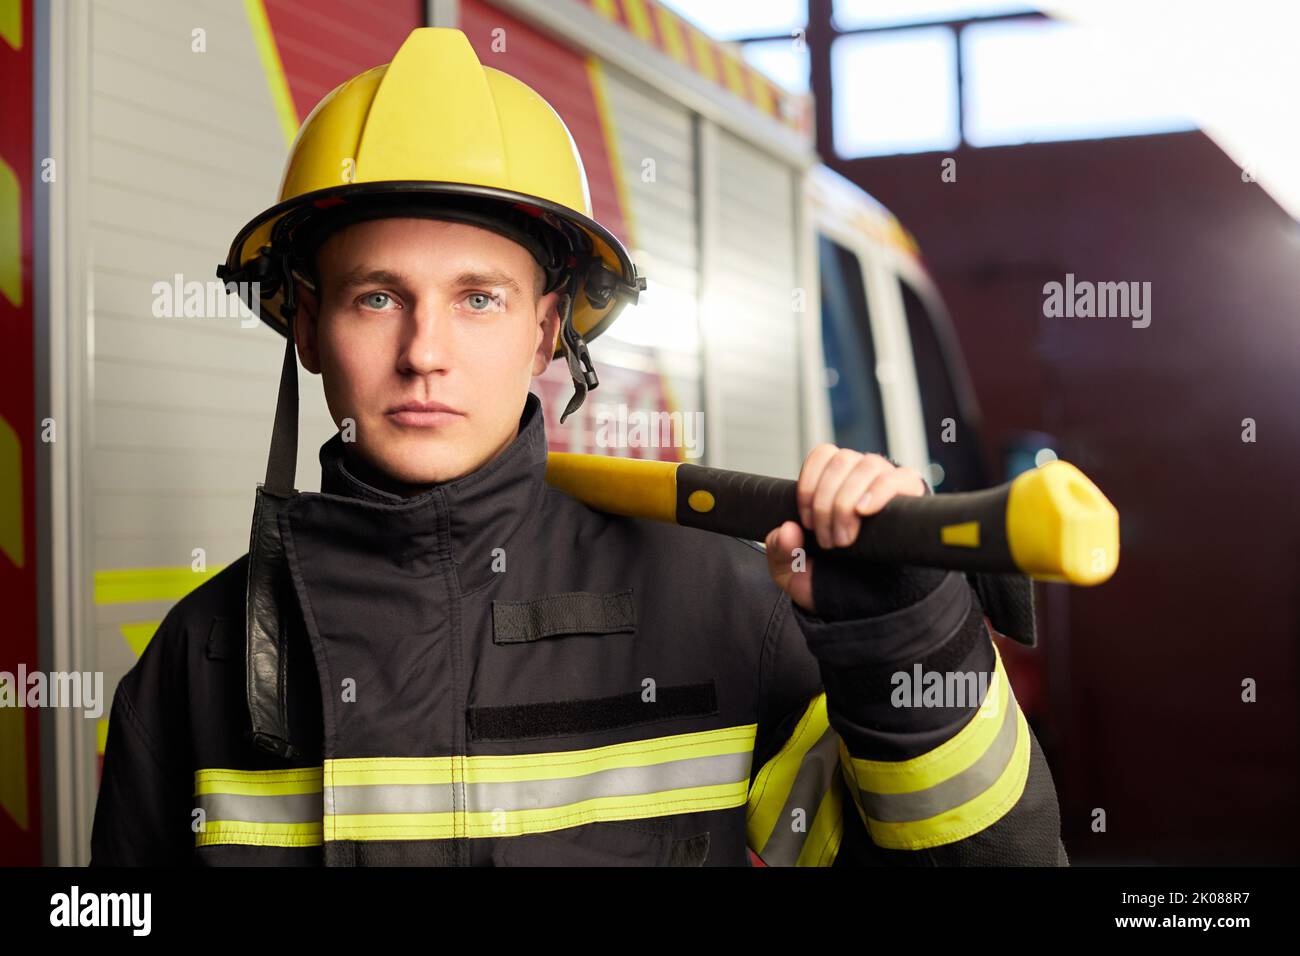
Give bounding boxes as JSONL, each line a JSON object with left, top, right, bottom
{"left": 765, "top": 520, "right": 815, "bottom": 614}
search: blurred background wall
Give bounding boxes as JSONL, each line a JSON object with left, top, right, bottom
{"left": 664, "top": 0, "right": 1300, "bottom": 861}
{"left": 845, "top": 130, "right": 1300, "bottom": 863}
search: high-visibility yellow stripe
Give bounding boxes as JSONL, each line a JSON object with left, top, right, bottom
{"left": 746, "top": 695, "right": 846, "bottom": 866}
{"left": 195, "top": 767, "right": 323, "bottom": 797}
{"left": 94, "top": 566, "right": 225, "bottom": 605}
{"left": 796, "top": 780, "right": 843, "bottom": 867}
{"left": 196, "top": 820, "right": 322, "bottom": 848}
{"left": 327, "top": 780, "right": 748, "bottom": 841}
{"left": 242, "top": 0, "right": 298, "bottom": 146}
{"left": 201, "top": 726, "right": 758, "bottom": 846}
{"left": 838, "top": 644, "right": 1033, "bottom": 850}
{"left": 199, "top": 724, "right": 756, "bottom": 847}
{"left": 194, "top": 768, "right": 325, "bottom": 848}
{"left": 847, "top": 649, "right": 1009, "bottom": 793}
{"left": 840, "top": 752, "right": 866, "bottom": 819}
{"left": 746, "top": 694, "right": 826, "bottom": 849}
{"left": 326, "top": 759, "right": 455, "bottom": 789}
{"left": 462, "top": 781, "right": 747, "bottom": 834}
{"left": 325, "top": 732, "right": 755, "bottom": 841}
{"left": 327, "top": 724, "right": 755, "bottom": 787}
{"left": 857, "top": 708, "right": 1030, "bottom": 851}
{"left": 466, "top": 724, "right": 754, "bottom": 779}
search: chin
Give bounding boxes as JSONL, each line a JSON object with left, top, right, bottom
{"left": 376, "top": 444, "right": 477, "bottom": 486}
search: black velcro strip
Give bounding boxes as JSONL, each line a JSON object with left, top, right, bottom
{"left": 467, "top": 680, "right": 718, "bottom": 741}
{"left": 492, "top": 589, "right": 636, "bottom": 644}
{"left": 326, "top": 840, "right": 460, "bottom": 867}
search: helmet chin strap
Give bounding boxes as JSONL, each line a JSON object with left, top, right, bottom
{"left": 265, "top": 332, "right": 300, "bottom": 496}
{"left": 262, "top": 252, "right": 303, "bottom": 496}
{"left": 242, "top": 293, "right": 304, "bottom": 760}
{"left": 558, "top": 266, "right": 599, "bottom": 425}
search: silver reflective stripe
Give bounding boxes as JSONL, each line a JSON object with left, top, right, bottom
{"left": 197, "top": 792, "right": 322, "bottom": 824}
{"left": 327, "top": 751, "right": 752, "bottom": 816}
{"left": 326, "top": 783, "right": 455, "bottom": 817}
{"left": 859, "top": 688, "right": 1020, "bottom": 823}
{"left": 757, "top": 725, "right": 841, "bottom": 867}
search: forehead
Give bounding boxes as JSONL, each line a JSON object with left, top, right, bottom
{"left": 319, "top": 214, "right": 527, "bottom": 264}
{"left": 315, "top": 216, "right": 539, "bottom": 283}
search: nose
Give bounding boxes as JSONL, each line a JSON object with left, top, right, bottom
{"left": 397, "top": 301, "right": 452, "bottom": 377}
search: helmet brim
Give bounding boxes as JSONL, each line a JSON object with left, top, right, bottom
{"left": 218, "top": 181, "right": 642, "bottom": 357}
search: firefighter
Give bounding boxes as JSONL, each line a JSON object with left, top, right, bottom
{"left": 89, "top": 28, "right": 1066, "bottom": 867}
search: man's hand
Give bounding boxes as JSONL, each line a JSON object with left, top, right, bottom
{"left": 764, "top": 445, "right": 928, "bottom": 614}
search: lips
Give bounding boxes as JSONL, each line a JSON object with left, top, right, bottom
{"left": 386, "top": 401, "right": 465, "bottom": 427}
{"left": 388, "top": 400, "right": 463, "bottom": 415}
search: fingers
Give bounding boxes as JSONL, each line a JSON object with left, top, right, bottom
{"left": 831, "top": 455, "right": 894, "bottom": 545}
{"left": 811, "top": 449, "right": 866, "bottom": 549}
{"left": 796, "top": 444, "right": 929, "bottom": 548}
{"left": 795, "top": 443, "right": 839, "bottom": 530}
{"left": 764, "top": 520, "right": 815, "bottom": 614}
{"left": 853, "top": 467, "right": 928, "bottom": 517}
{"left": 765, "top": 519, "right": 802, "bottom": 562}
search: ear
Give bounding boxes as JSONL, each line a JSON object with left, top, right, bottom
{"left": 530, "top": 291, "right": 563, "bottom": 376}
{"left": 294, "top": 277, "right": 322, "bottom": 374}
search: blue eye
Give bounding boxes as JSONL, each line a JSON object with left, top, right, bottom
{"left": 465, "top": 292, "right": 498, "bottom": 311}
{"left": 361, "top": 292, "right": 393, "bottom": 309}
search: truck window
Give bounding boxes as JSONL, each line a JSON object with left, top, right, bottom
{"left": 899, "top": 282, "right": 989, "bottom": 491}
{"left": 818, "top": 233, "right": 889, "bottom": 456}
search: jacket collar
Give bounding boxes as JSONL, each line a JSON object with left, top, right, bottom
{"left": 313, "top": 390, "right": 551, "bottom": 591}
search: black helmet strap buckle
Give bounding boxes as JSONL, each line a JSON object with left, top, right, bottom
{"left": 559, "top": 266, "right": 599, "bottom": 424}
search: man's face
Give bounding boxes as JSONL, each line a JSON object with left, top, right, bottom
{"left": 295, "top": 216, "right": 561, "bottom": 486}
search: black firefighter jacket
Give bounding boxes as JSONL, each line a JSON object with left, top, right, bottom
{"left": 90, "top": 391, "right": 1068, "bottom": 867}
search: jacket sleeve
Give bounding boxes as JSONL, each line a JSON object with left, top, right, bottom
{"left": 747, "top": 555, "right": 1067, "bottom": 867}
{"left": 89, "top": 611, "right": 195, "bottom": 866}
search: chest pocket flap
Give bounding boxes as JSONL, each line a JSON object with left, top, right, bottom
{"left": 492, "top": 589, "right": 635, "bottom": 645}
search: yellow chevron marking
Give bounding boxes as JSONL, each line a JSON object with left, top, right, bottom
{"left": 120, "top": 621, "right": 162, "bottom": 659}
{"left": 0, "top": 416, "right": 22, "bottom": 568}
{"left": 0, "top": 706, "right": 28, "bottom": 831}
{"left": 243, "top": 0, "right": 298, "bottom": 146}
{"left": 0, "top": 0, "right": 20, "bottom": 51}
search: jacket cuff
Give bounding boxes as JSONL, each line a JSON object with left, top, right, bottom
{"left": 812, "top": 557, "right": 950, "bottom": 622}
{"left": 835, "top": 642, "right": 1033, "bottom": 852}
{"left": 790, "top": 573, "right": 1000, "bottom": 757}
{"left": 791, "top": 570, "right": 971, "bottom": 670}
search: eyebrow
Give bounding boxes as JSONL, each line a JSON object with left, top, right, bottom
{"left": 333, "top": 268, "right": 409, "bottom": 292}
{"left": 331, "top": 267, "right": 524, "bottom": 297}
{"left": 451, "top": 270, "right": 522, "bottom": 296}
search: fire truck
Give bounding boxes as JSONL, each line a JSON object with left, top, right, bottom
{"left": 1, "top": 0, "right": 994, "bottom": 864}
